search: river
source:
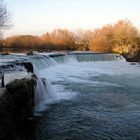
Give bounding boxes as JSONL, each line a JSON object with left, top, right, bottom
{"left": 31, "top": 54, "right": 140, "bottom": 140}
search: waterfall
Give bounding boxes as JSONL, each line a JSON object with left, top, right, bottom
{"left": 28, "top": 55, "right": 58, "bottom": 112}
{"left": 68, "top": 52, "right": 126, "bottom": 62}
{"left": 34, "top": 53, "right": 57, "bottom": 66}
{"left": 46, "top": 52, "right": 125, "bottom": 64}
{"left": 51, "top": 55, "right": 77, "bottom": 64}
{"left": 0, "top": 52, "right": 126, "bottom": 112}
{"left": 32, "top": 65, "right": 49, "bottom": 112}
{"left": 29, "top": 55, "right": 56, "bottom": 70}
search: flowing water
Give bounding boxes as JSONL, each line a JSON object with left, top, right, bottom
{"left": 1, "top": 53, "right": 139, "bottom": 140}
{"left": 29, "top": 53, "right": 140, "bottom": 140}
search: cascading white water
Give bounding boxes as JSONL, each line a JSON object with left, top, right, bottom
{"left": 32, "top": 65, "right": 49, "bottom": 112}
{"left": 28, "top": 54, "right": 79, "bottom": 112}
{"left": 28, "top": 55, "right": 57, "bottom": 112}
{"left": 69, "top": 53, "right": 126, "bottom": 62}
{"left": 28, "top": 52, "right": 126, "bottom": 112}
{"left": 47, "top": 52, "right": 126, "bottom": 64}
{"left": 52, "top": 55, "right": 77, "bottom": 64}
{"left": 0, "top": 53, "right": 126, "bottom": 113}
{"left": 3, "top": 53, "right": 138, "bottom": 139}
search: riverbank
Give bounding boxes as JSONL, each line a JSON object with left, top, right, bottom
{"left": 125, "top": 55, "right": 140, "bottom": 62}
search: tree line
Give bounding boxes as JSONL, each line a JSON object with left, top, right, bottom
{"left": 0, "top": 0, "right": 140, "bottom": 60}
{"left": 0, "top": 19, "right": 140, "bottom": 60}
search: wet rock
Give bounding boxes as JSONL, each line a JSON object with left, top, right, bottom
{"left": 0, "top": 88, "right": 6, "bottom": 98}
{"left": 26, "top": 51, "right": 34, "bottom": 55}
{"left": 123, "top": 52, "right": 140, "bottom": 62}
{"left": 0, "top": 76, "right": 36, "bottom": 140}
{"left": 22, "top": 62, "right": 34, "bottom": 73}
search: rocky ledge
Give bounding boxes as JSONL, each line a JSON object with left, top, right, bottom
{"left": 0, "top": 75, "right": 36, "bottom": 140}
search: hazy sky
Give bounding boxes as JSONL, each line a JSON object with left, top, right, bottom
{"left": 4, "top": 0, "right": 140, "bottom": 37}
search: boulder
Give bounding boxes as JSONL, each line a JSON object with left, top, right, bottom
{"left": 0, "top": 75, "right": 36, "bottom": 140}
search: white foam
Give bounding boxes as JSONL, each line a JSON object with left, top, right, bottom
{"left": 35, "top": 60, "right": 140, "bottom": 112}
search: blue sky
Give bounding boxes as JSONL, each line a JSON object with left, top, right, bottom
{"left": 4, "top": 0, "right": 140, "bottom": 37}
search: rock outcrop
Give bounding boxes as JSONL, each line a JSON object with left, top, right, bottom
{"left": 123, "top": 52, "right": 140, "bottom": 62}
{"left": 0, "top": 76, "right": 36, "bottom": 140}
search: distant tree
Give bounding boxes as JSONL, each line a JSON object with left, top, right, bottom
{"left": 0, "top": 0, "right": 11, "bottom": 36}
{"left": 89, "top": 25, "right": 114, "bottom": 52}
{"left": 51, "top": 29, "right": 76, "bottom": 49}
{"left": 75, "top": 30, "right": 90, "bottom": 51}
{"left": 88, "top": 19, "right": 139, "bottom": 55}
{"left": 112, "top": 20, "right": 138, "bottom": 54}
{"left": 4, "top": 35, "right": 41, "bottom": 50}
{"left": 41, "top": 29, "right": 76, "bottom": 50}
{"left": 2, "top": 18, "right": 140, "bottom": 57}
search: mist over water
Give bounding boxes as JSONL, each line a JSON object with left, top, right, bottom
{"left": 32, "top": 54, "right": 140, "bottom": 140}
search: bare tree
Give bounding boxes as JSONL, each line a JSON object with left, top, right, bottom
{"left": 0, "top": 0, "right": 10, "bottom": 37}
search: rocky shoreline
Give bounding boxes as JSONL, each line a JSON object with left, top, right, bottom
{"left": 123, "top": 53, "right": 140, "bottom": 62}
